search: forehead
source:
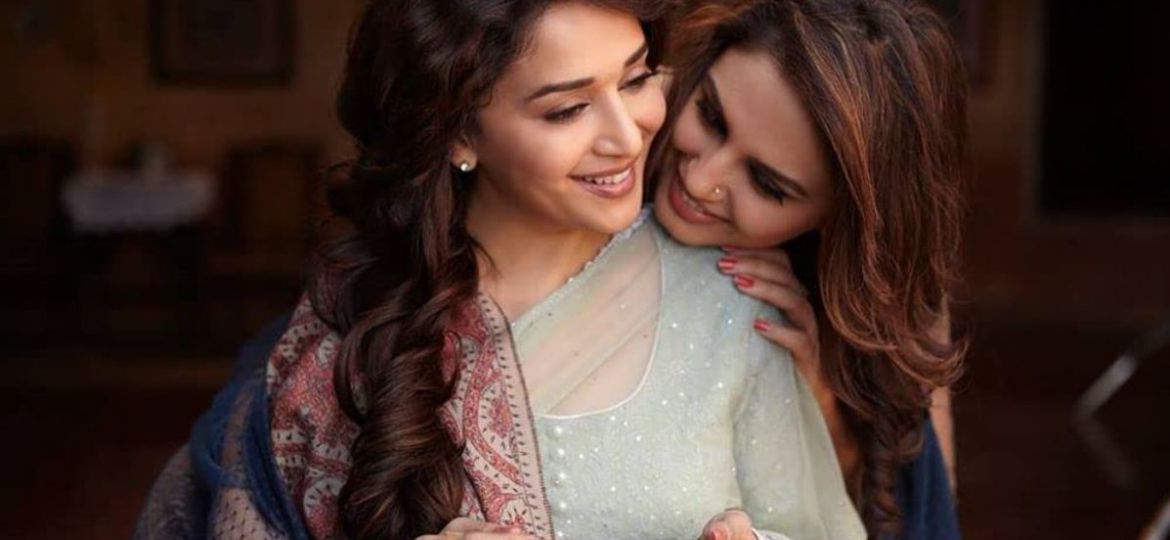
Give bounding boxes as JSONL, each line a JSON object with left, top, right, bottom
{"left": 708, "top": 48, "right": 830, "bottom": 191}
{"left": 498, "top": 3, "right": 645, "bottom": 92}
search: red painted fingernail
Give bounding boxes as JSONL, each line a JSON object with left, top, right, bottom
{"left": 718, "top": 257, "right": 737, "bottom": 270}
{"left": 734, "top": 274, "right": 754, "bottom": 288}
{"left": 754, "top": 319, "right": 770, "bottom": 332}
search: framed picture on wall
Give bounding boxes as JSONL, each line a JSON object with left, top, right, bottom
{"left": 150, "top": 0, "right": 294, "bottom": 85}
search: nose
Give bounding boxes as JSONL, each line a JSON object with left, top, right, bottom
{"left": 681, "top": 145, "right": 734, "bottom": 202}
{"left": 594, "top": 94, "right": 643, "bottom": 159}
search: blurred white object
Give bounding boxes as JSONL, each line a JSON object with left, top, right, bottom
{"left": 1142, "top": 497, "right": 1170, "bottom": 540}
{"left": 62, "top": 169, "right": 216, "bottom": 233}
{"left": 1073, "top": 314, "right": 1170, "bottom": 490}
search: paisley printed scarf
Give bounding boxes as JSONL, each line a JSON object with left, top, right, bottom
{"left": 267, "top": 294, "right": 555, "bottom": 539}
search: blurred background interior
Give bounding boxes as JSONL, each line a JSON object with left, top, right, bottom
{"left": 2, "top": 0, "right": 1168, "bottom": 538}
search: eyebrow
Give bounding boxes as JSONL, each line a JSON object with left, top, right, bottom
{"left": 524, "top": 42, "right": 650, "bottom": 102}
{"left": 702, "top": 74, "right": 811, "bottom": 200}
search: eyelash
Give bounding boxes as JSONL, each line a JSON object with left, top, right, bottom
{"left": 749, "top": 165, "right": 790, "bottom": 204}
{"left": 622, "top": 69, "right": 659, "bottom": 91}
{"left": 543, "top": 69, "right": 659, "bottom": 124}
{"left": 695, "top": 93, "right": 728, "bottom": 137}
{"left": 545, "top": 104, "right": 587, "bottom": 123}
{"left": 697, "top": 92, "right": 789, "bottom": 203}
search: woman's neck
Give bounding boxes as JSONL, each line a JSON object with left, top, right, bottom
{"left": 466, "top": 193, "right": 612, "bottom": 323}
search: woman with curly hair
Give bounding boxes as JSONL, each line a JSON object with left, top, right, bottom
{"left": 134, "top": 1, "right": 863, "bottom": 539}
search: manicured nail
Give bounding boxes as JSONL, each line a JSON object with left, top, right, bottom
{"left": 718, "top": 257, "right": 737, "bottom": 271}
{"left": 734, "top": 274, "right": 754, "bottom": 288}
{"left": 754, "top": 319, "right": 771, "bottom": 332}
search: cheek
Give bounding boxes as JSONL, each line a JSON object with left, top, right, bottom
{"left": 671, "top": 105, "right": 707, "bottom": 157}
{"left": 522, "top": 128, "right": 589, "bottom": 178}
{"left": 729, "top": 197, "right": 819, "bottom": 247}
{"left": 482, "top": 120, "right": 591, "bottom": 186}
{"left": 634, "top": 86, "right": 667, "bottom": 137}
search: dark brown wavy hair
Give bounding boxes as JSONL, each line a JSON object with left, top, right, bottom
{"left": 652, "top": 0, "right": 968, "bottom": 535}
{"left": 311, "top": 1, "right": 666, "bottom": 539}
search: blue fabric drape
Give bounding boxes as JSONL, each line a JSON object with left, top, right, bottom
{"left": 892, "top": 418, "right": 961, "bottom": 540}
{"left": 187, "top": 313, "right": 309, "bottom": 540}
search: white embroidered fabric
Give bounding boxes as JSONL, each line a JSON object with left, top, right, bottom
{"left": 509, "top": 214, "right": 866, "bottom": 540}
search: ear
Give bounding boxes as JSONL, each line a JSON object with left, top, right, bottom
{"left": 450, "top": 134, "right": 478, "bottom": 172}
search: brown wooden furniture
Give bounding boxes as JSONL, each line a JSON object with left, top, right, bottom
{"left": 0, "top": 137, "right": 75, "bottom": 276}
{"left": 209, "top": 140, "right": 323, "bottom": 279}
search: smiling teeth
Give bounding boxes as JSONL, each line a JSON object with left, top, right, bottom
{"left": 581, "top": 168, "right": 631, "bottom": 185}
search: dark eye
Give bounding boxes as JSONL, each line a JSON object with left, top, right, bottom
{"left": 696, "top": 94, "right": 728, "bottom": 137}
{"left": 621, "top": 69, "right": 659, "bottom": 91}
{"left": 748, "top": 164, "right": 790, "bottom": 204}
{"left": 545, "top": 103, "right": 589, "bottom": 123}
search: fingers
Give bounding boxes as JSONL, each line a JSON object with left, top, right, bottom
{"left": 701, "top": 521, "right": 731, "bottom": 540}
{"left": 429, "top": 518, "right": 535, "bottom": 540}
{"left": 717, "top": 253, "right": 803, "bottom": 294}
{"left": 457, "top": 533, "right": 535, "bottom": 540}
{"left": 755, "top": 317, "right": 836, "bottom": 404}
{"left": 417, "top": 534, "right": 534, "bottom": 540}
{"left": 720, "top": 247, "right": 821, "bottom": 374}
{"left": 733, "top": 276, "right": 817, "bottom": 336}
{"left": 753, "top": 318, "right": 816, "bottom": 362}
{"left": 722, "top": 245, "right": 792, "bottom": 271}
{"left": 701, "top": 509, "right": 756, "bottom": 540}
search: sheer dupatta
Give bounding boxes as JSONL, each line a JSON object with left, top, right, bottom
{"left": 511, "top": 217, "right": 661, "bottom": 417}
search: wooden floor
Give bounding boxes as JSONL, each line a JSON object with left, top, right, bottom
{"left": 2, "top": 316, "right": 1168, "bottom": 539}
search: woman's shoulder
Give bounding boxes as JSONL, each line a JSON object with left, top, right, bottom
{"left": 648, "top": 217, "right": 789, "bottom": 378}
{"left": 265, "top": 295, "right": 358, "bottom": 536}
{"left": 266, "top": 296, "right": 343, "bottom": 396}
{"left": 649, "top": 217, "right": 775, "bottom": 324}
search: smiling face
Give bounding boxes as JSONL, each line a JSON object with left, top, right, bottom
{"left": 653, "top": 47, "right": 833, "bottom": 249}
{"left": 459, "top": 1, "right": 666, "bottom": 236}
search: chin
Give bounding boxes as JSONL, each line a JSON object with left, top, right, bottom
{"left": 596, "top": 196, "right": 644, "bottom": 234}
{"left": 652, "top": 190, "right": 708, "bottom": 247}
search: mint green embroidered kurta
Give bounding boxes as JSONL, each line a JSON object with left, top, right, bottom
{"left": 509, "top": 213, "right": 865, "bottom": 540}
